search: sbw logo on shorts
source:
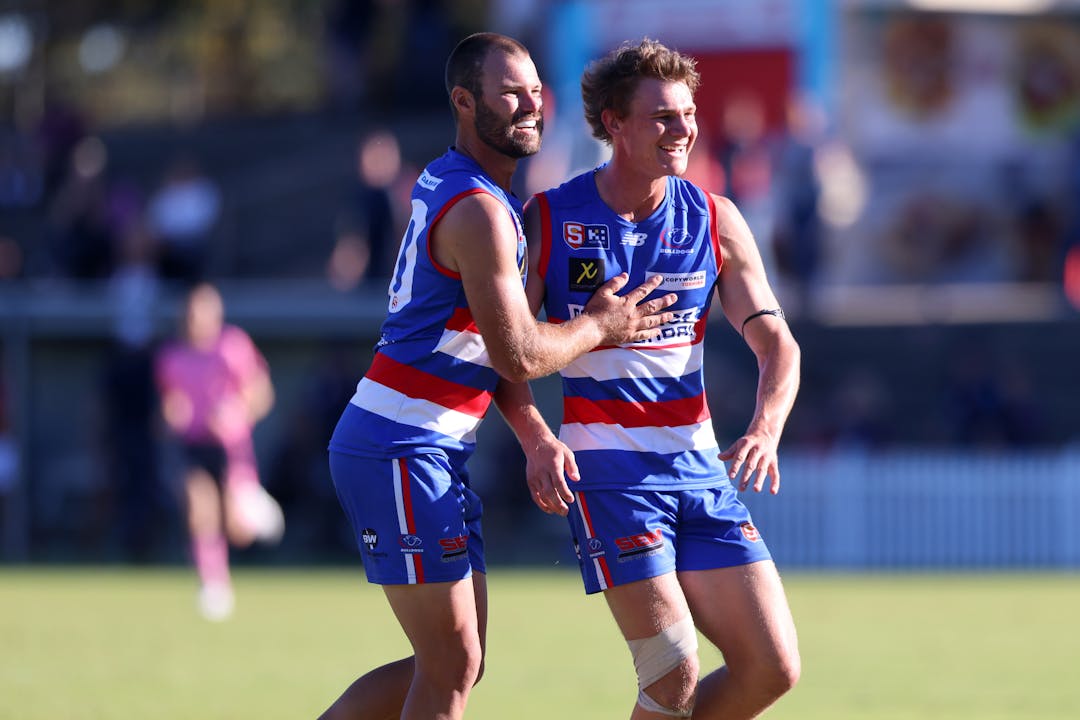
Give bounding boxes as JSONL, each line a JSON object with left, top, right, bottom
{"left": 439, "top": 535, "right": 468, "bottom": 561}
{"left": 564, "top": 222, "right": 610, "bottom": 249}
{"left": 615, "top": 529, "right": 665, "bottom": 561}
{"left": 361, "top": 528, "right": 379, "bottom": 550}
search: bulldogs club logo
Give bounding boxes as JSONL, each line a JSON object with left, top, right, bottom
{"left": 659, "top": 226, "right": 694, "bottom": 255}
{"left": 586, "top": 537, "right": 605, "bottom": 559}
{"left": 740, "top": 522, "right": 761, "bottom": 543}
{"left": 399, "top": 534, "right": 424, "bottom": 554}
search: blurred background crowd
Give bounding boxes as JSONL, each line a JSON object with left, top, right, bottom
{"left": 1, "top": 0, "right": 1078, "bottom": 568}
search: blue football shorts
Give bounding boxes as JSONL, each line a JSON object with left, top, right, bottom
{"left": 566, "top": 483, "right": 772, "bottom": 594}
{"left": 330, "top": 450, "right": 485, "bottom": 585}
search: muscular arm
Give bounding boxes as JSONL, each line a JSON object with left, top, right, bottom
{"left": 712, "top": 194, "right": 801, "bottom": 494}
{"left": 489, "top": 197, "right": 586, "bottom": 515}
{"left": 434, "top": 192, "right": 674, "bottom": 382}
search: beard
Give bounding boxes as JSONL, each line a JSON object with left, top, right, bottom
{"left": 474, "top": 97, "right": 544, "bottom": 159}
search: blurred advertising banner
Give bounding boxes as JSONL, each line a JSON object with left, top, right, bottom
{"left": 847, "top": 13, "right": 1080, "bottom": 155}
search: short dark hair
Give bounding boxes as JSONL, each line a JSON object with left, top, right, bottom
{"left": 445, "top": 32, "right": 530, "bottom": 117}
{"left": 581, "top": 38, "right": 701, "bottom": 144}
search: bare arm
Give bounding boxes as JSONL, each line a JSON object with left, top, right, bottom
{"left": 493, "top": 379, "right": 578, "bottom": 515}
{"left": 712, "top": 195, "right": 801, "bottom": 495}
{"left": 242, "top": 365, "right": 275, "bottom": 425}
{"left": 489, "top": 199, "right": 583, "bottom": 515}
{"left": 434, "top": 193, "right": 675, "bottom": 382}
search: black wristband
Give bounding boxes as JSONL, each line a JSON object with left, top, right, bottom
{"left": 740, "top": 307, "right": 785, "bottom": 337}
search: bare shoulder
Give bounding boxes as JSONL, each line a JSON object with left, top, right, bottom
{"left": 441, "top": 190, "right": 511, "bottom": 239}
{"left": 435, "top": 190, "right": 517, "bottom": 272}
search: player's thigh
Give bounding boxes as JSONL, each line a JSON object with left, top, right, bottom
{"left": 603, "top": 571, "right": 690, "bottom": 640}
{"left": 678, "top": 560, "right": 798, "bottom": 670}
{"left": 384, "top": 577, "right": 482, "bottom": 661}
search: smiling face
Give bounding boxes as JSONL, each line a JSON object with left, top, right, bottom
{"left": 607, "top": 77, "right": 697, "bottom": 179}
{"left": 473, "top": 48, "right": 544, "bottom": 159}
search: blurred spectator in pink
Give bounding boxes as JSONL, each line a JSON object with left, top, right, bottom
{"left": 147, "top": 154, "right": 221, "bottom": 285}
{"left": 155, "top": 282, "right": 282, "bottom": 620}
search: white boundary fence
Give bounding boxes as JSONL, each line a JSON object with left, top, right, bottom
{"left": 741, "top": 449, "right": 1080, "bottom": 569}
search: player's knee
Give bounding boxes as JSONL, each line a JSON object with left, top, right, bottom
{"left": 745, "top": 647, "right": 800, "bottom": 702}
{"left": 639, "top": 656, "right": 699, "bottom": 717}
{"left": 420, "top": 635, "right": 483, "bottom": 693}
{"left": 627, "top": 615, "right": 700, "bottom": 717}
{"left": 455, "top": 638, "right": 483, "bottom": 689}
{"left": 768, "top": 648, "right": 801, "bottom": 696}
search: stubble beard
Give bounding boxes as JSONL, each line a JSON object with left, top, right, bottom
{"left": 475, "top": 98, "right": 544, "bottom": 159}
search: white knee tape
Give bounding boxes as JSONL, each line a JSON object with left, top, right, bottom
{"left": 638, "top": 688, "right": 694, "bottom": 718}
{"left": 626, "top": 614, "right": 699, "bottom": 691}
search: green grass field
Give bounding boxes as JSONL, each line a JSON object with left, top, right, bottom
{"left": 2, "top": 568, "right": 1078, "bottom": 719}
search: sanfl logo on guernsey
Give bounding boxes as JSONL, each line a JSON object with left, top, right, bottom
{"left": 564, "top": 222, "right": 610, "bottom": 249}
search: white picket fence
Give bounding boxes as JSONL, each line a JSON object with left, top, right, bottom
{"left": 740, "top": 449, "right": 1080, "bottom": 569}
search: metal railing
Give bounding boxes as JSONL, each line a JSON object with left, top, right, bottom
{"left": 744, "top": 449, "right": 1080, "bottom": 569}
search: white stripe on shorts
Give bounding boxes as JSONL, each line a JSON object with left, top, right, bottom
{"left": 392, "top": 458, "right": 417, "bottom": 584}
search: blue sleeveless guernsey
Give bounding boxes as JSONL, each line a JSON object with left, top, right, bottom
{"left": 330, "top": 148, "right": 527, "bottom": 464}
{"left": 533, "top": 169, "right": 724, "bottom": 491}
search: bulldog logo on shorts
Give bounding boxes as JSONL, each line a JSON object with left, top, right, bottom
{"left": 740, "top": 522, "right": 761, "bottom": 542}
